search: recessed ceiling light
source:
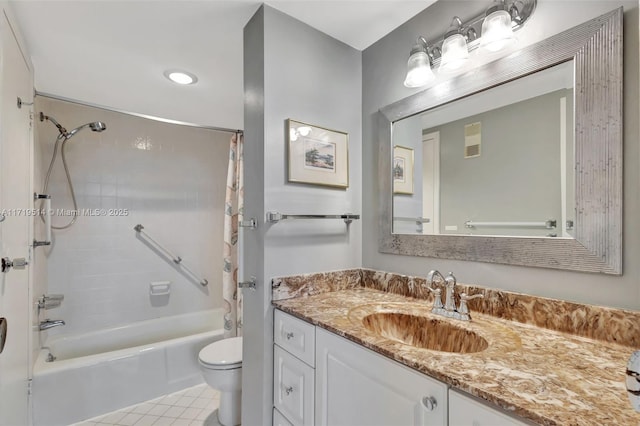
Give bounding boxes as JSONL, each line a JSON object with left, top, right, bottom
{"left": 164, "top": 70, "right": 198, "bottom": 85}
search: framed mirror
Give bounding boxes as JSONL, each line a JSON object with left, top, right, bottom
{"left": 378, "top": 8, "right": 622, "bottom": 274}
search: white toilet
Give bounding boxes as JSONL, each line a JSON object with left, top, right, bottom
{"left": 198, "top": 336, "right": 243, "bottom": 426}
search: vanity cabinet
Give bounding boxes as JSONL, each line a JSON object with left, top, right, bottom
{"left": 273, "top": 310, "right": 316, "bottom": 426}
{"left": 274, "top": 309, "right": 529, "bottom": 426}
{"left": 315, "top": 327, "right": 448, "bottom": 425}
{"left": 448, "top": 390, "right": 529, "bottom": 426}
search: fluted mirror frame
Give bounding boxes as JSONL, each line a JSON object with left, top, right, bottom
{"left": 378, "top": 8, "right": 622, "bottom": 274}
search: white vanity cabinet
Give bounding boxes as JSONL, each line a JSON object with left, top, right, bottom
{"left": 315, "top": 327, "right": 448, "bottom": 425}
{"left": 273, "top": 309, "right": 530, "bottom": 426}
{"left": 448, "top": 390, "right": 530, "bottom": 426}
{"left": 273, "top": 310, "right": 316, "bottom": 426}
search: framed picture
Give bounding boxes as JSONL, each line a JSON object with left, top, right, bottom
{"left": 393, "top": 145, "right": 414, "bottom": 195}
{"left": 287, "top": 119, "right": 349, "bottom": 189}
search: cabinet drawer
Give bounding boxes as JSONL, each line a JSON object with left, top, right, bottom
{"left": 274, "top": 309, "right": 315, "bottom": 366}
{"left": 449, "top": 390, "right": 530, "bottom": 426}
{"left": 273, "top": 407, "right": 294, "bottom": 426}
{"left": 274, "top": 345, "right": 315, "bottom": 426}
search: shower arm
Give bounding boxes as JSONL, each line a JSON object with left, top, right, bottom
{"left": 39, "top": 112, "right": 68, "bottom": 137}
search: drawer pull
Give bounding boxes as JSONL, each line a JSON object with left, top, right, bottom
{"left": 285, "top": 332, "right": 294, "bottom": 340}
{"left": 284, "top": 386, "right": 294, "bottom": 396}
{"left": 421, "top": 396, "right": 437, "bottom": 411}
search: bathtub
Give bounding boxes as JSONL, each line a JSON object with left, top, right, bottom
{"left": 32, "top": 309, "right": 225, "bottom": 426}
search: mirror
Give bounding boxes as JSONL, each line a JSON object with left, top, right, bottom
{"left": 378, "top": 8, "right": 622, "bottom": 274}
{"left": 392, "top": 61, "right": 575, "bottom": 238}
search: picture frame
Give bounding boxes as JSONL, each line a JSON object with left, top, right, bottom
{"left": 287, "top": 119, "right": 349, "bottom": 189}
{"left": 393, "top": 145, "right": 414, "bottom": 195}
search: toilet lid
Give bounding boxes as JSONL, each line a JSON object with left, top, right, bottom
{"left": 199, "top": 337, "right": 242, "bottom": 367}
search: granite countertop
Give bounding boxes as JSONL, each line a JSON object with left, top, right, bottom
{"left": 273, "top": 287, "right": 640, "bottom": 426}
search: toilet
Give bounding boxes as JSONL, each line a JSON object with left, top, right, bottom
{"left": 198, "top": 337, "right": 243, "bottom": 426}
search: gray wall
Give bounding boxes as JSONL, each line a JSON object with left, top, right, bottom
{"left": 362, "top": 0, "right": 640, "bottom": 309}
{"left": 243, "top": 5, "right": 362, "bottom": 425}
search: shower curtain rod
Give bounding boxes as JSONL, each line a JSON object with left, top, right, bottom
{"left": 35, "top": 91, "right": 243, "bottom": 135}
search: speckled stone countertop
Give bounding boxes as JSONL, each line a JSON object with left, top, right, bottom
{"left": 273, "top": 288, "right": 640, "bottom": 426}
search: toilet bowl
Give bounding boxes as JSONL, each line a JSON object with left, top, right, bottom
{"left": 198, "top": 337, "right": 242, "bottom": 426}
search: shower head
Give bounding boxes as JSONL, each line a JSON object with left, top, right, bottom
{"left": 66, "top": 121, "right": 108, "bottom": 138}
{"left": 90, "top": 122, "right": 107, "bottom": 132}
{"left": 40, "top": 111, "right": 107, "bottom": 138}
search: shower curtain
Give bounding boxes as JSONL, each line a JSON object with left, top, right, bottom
{"left": 223, "top": 132, "right": 244, "bottom": 338}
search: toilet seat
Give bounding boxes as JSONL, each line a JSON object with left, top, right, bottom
{"left": 199, "top": 337, "right": 242, "bottom": 370}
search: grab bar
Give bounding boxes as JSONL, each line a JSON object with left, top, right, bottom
{"left": 465, "top": 219, "right": 556, "bottom": 229}
{"left": 34, "top": 193, "right": 52, "bottom": 247}
{"left": 394, "top": 216, "right": 430, "bottom": 233}
{"left": 266, "top": 212, "right": 360, "bottom": 225}
{"left": 394, "top": 217, "right": 431, "bottom": 223}
{"left": 134, "top": 224, "right": 208, "bottom": 286}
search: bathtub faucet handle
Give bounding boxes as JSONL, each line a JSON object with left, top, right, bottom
{"left": 38, "top": 294, "right": 65, "bottom": 311}
{"left": 39, "top": 319, "right": 65, "bottom": 331}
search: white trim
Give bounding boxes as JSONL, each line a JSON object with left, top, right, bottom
{"left": 422, "top": 131, "right": 440, "bottom": 235}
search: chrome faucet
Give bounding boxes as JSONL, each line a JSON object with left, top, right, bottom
{"left": 443, "top": 272, "right": 457, "bottom": 312}
{"left": 39, "top": 319, "right": 65, "bottom": 330}
{"left": 424, "top": 270, "right": 484, "bottom": 321}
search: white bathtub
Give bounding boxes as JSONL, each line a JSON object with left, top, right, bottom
{"left": 32, "top": 309, "right": 225, "bottom": 426}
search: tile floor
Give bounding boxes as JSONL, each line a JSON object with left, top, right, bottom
{"left": 73, "top": 384, "right": 222, "bottom": 426}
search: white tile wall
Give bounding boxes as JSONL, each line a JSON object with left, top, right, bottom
{"left": 35, "top": 97, "right": 231, "bottom": 335}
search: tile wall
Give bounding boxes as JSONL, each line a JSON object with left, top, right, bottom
{"left": 35, "top": 97, "right": 230, "bottom": 335}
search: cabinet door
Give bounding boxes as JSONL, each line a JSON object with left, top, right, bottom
{"left": 274, "top": 345, "right": 315, "bottom": 426}
{"left": 449, "top": 390, "right": 529, "bottom": 426}
{"left": 316, "top": 328, "right": 447, "bottom": 426}
{"left": 274, "top": 407, "right": 295, "bottom": 426}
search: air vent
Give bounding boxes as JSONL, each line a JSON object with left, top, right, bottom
{"left": 464, "top": 121, "right": 481, "bottom": 159}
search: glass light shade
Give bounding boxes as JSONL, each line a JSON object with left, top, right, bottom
{"left": 403, "top": 51, "right": 435, "bottom": 88}
{"left": 480, "top": 10, "right": 516, "bottom": 52}
{"left": 439, "top": 33, "right": 469, "bottom": 72}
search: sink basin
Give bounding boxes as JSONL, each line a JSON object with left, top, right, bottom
{"left": 362, "top": 312, "right": 489, "bottom": 354}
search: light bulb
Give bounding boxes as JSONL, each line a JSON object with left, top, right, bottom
{"left": 439, "top": 33, "right": 469, "bottom": 72}
{"left": 481, "top": 9, "right": 516, "bottom": 52}
{"left": 403, "top": 51, "right": 435, "bottom": 88}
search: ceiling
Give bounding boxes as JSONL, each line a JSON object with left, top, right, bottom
{"left": 9, "top": 0, "right": 435, "bottom": 130}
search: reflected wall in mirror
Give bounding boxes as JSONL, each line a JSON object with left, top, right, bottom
{"left": 379, "top": 8, "right": 622, "bottom": 274}
{"left": 392, "top": 62, "right": 575, "bottom": 238}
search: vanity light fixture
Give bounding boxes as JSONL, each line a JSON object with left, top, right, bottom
{"left": 439, "top": 17, "right": 471, "bottom": 73}
{"left": 403, "top": 0, "right": 536, "bottom": 88}
{"left": 403, "top": 36, "right": 436, "bottom": 88}
{"left": 480, "top": 0, "right": 517, "bottom": 52}
{"left": 164, "top": 69, "right": 198, "bottom": 85}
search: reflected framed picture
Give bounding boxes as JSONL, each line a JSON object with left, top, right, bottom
{"left": 393, "top": 145, "right": 414, "bottom": 195}
{"left": 287, "top": 119, "right": 349, "bottom": 189}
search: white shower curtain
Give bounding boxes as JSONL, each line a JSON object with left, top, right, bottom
{"left": 222, "top": 132, "right": 243, "bottom": 338}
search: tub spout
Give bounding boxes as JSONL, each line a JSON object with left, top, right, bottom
{"left": 39, "top": 319, "right": 65, "bottom": 331}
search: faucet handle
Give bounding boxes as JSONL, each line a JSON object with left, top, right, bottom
{"left": 444, "top": 272, "right": 457, "bottom": 287}
{"left": 458, "top": 292, "right": 484, "bottom": 320}
{"left": 424, "top": 286, "right": 444, "bottom": 311}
